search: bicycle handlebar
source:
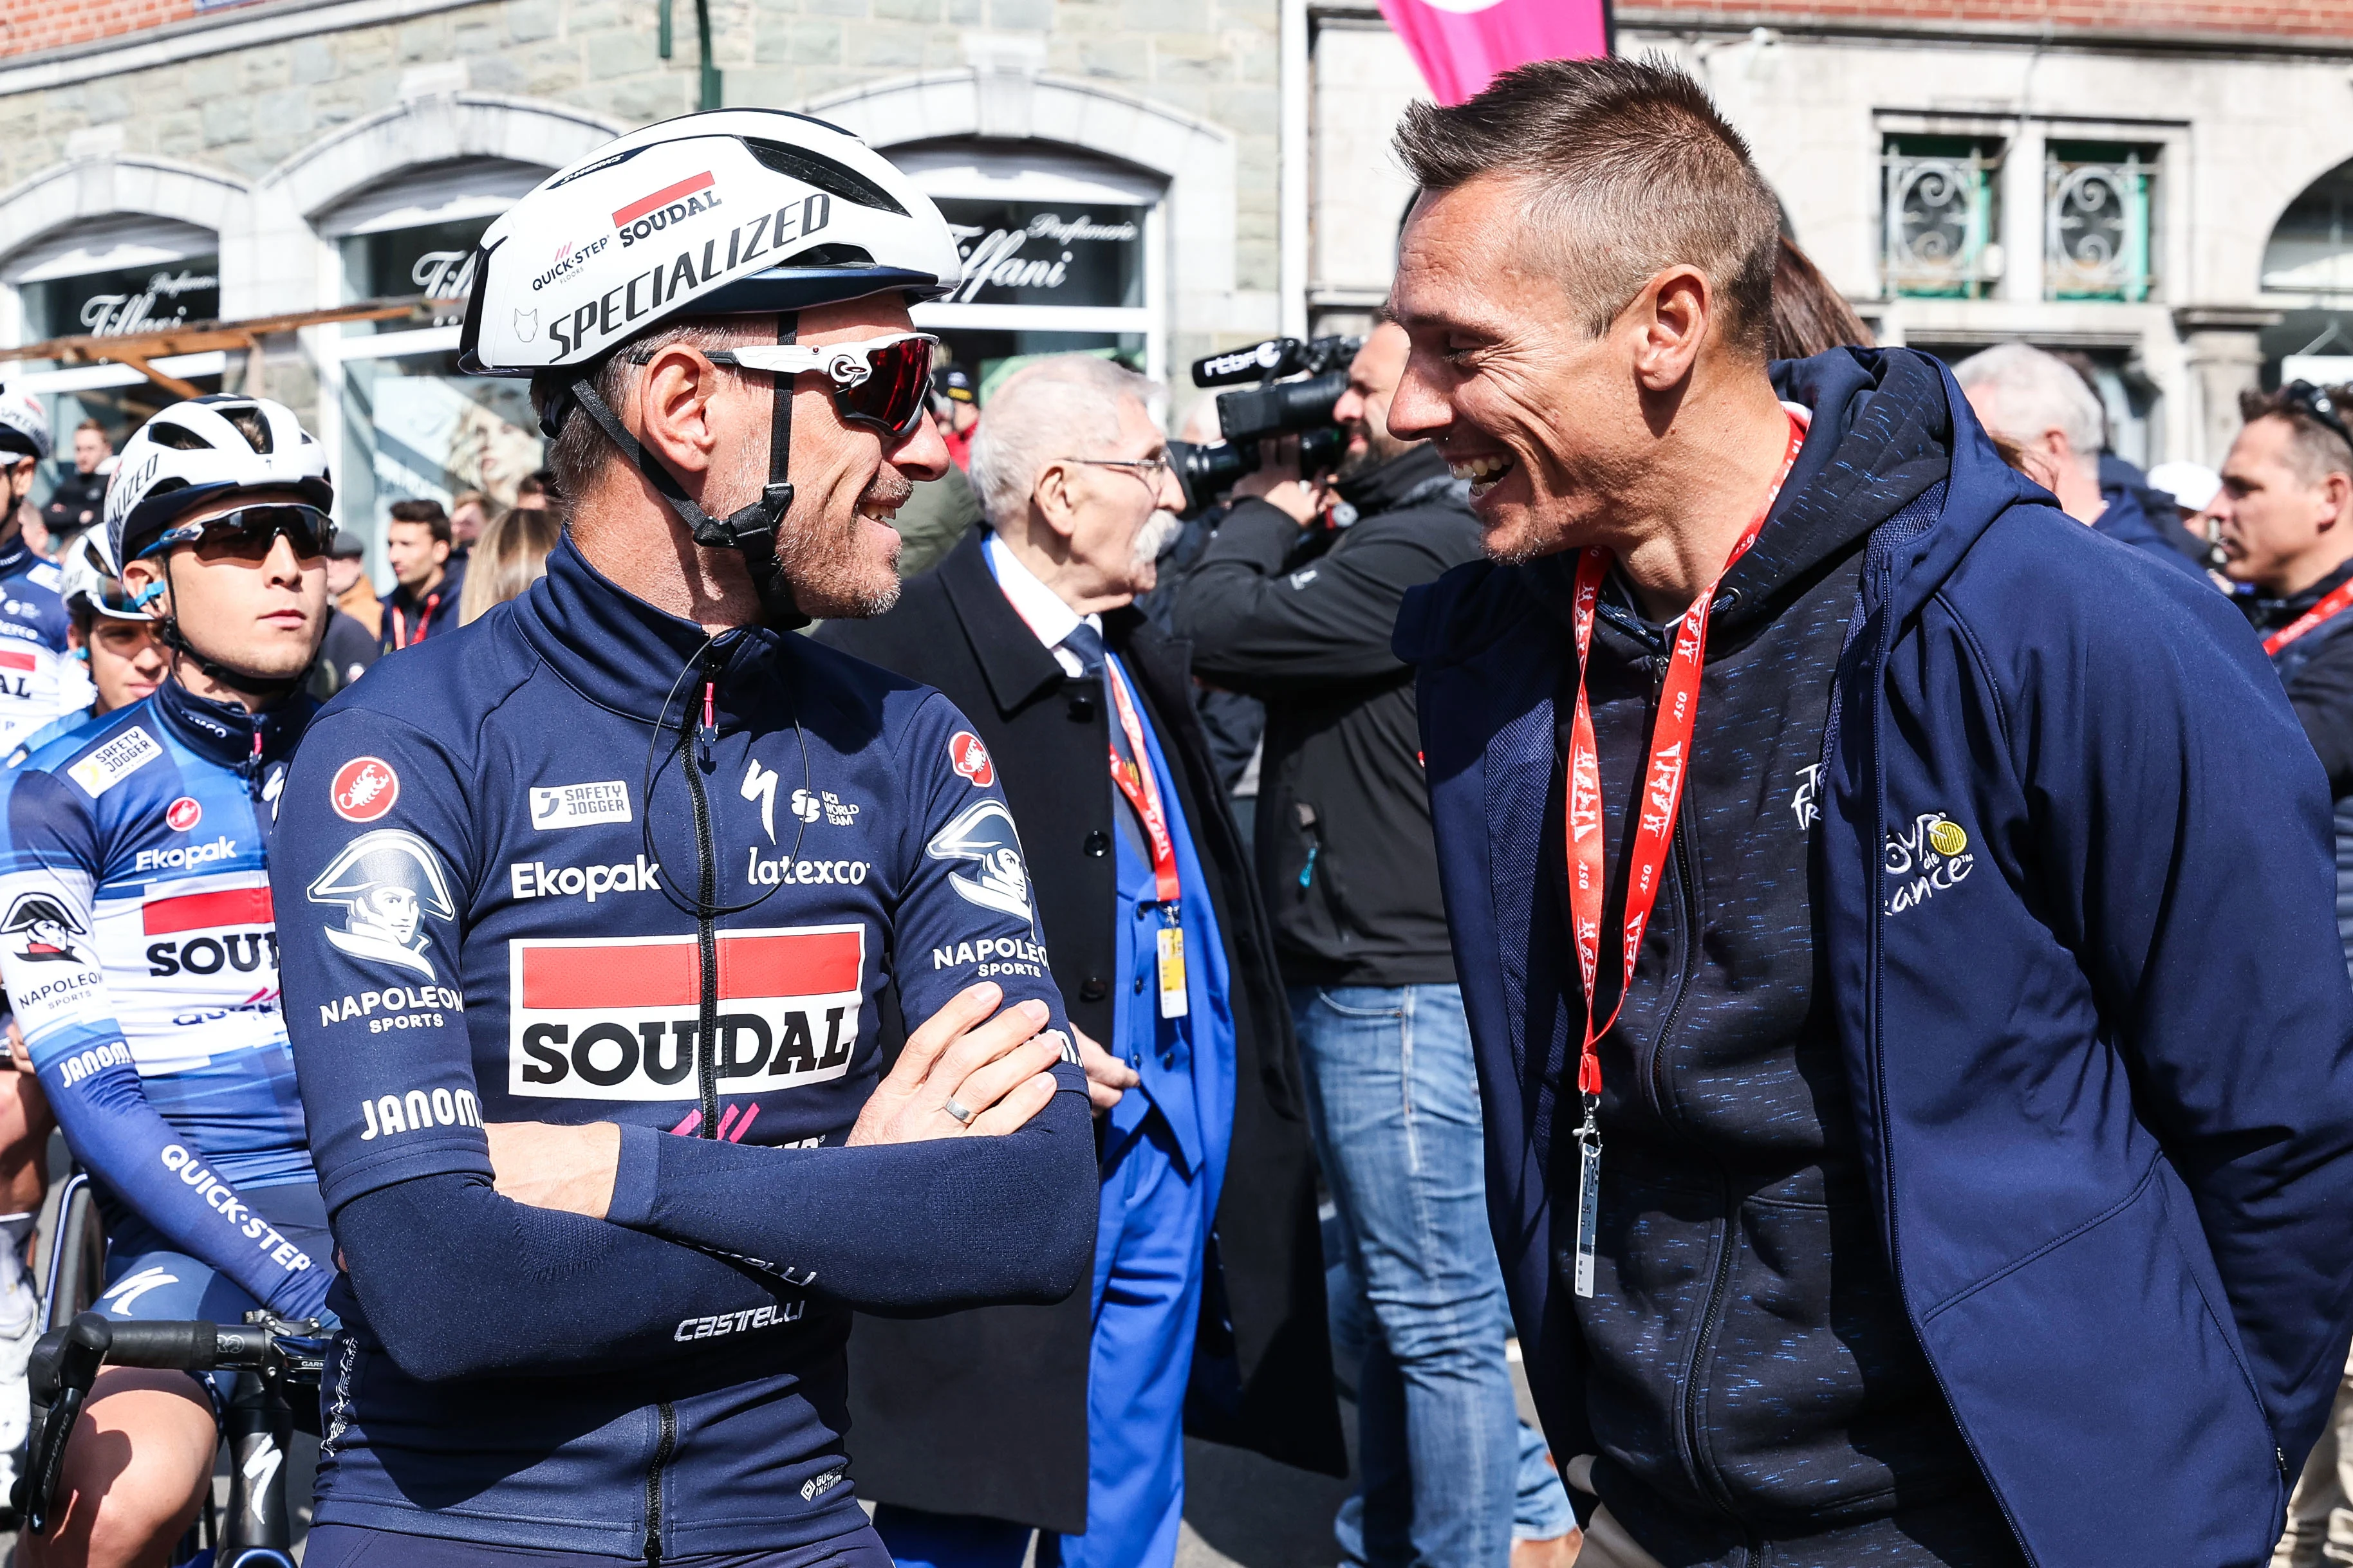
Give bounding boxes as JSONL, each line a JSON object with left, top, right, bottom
{"left": 17, "top": 1311, "right": 328, "bottom": 1538}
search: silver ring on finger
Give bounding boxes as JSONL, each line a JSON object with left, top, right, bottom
{"left": 943, "top": 1096, "right": 978, "bottom": 1127}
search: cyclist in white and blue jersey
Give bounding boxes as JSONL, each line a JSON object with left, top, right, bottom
{"left": 6, "top": 531, "right": 168, "bottom": 766}
{"left": 0, "top": 386, "right": 91, "bottom": 756}
{"left": 0, "top": 394, "right": 337, "bottom": 1568}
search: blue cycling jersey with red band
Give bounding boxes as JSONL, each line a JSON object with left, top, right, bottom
{"left": 270, "top": 535, "right": 1090, "bottom": 1559}
{"left": 0, "top": 679, "right": 326, "bottom": 1321}
{"left": 0, "top": 538, "right": 90, "bottom": 755}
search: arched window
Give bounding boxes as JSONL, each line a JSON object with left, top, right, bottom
{"left": 891, "top": 140, "right": 1166, "bottom": 398}
{"left": 313, "top": 156, "right": 550, "bottom": 551}
{"left": 2260, "top": 159, "right": 2353, "bottom": 391}
{"left": 2, "top": 212, "right": 225, "bottom": 507}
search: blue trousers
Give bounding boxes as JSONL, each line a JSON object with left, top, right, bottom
{"left": 876, "top": 1109, "right": 1208, "bottom": 1568}
{"left": 1294, "top": 984, "right": 1576, "bottom": 1568}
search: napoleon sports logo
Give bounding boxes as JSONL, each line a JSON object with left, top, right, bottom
{"left": 507, "top": 925, "right": 866, "bottom": 1100}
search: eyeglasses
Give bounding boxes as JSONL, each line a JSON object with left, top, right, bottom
{"left": 145, "top": 503, "right": 337, "bottom": 564}
{"left": 2283, "top": 381, "right": 2353, "bottom": 452}
{"left": 1066, "top": 455, "right": 1175, "bottom": 493}
{"left": 706, "top": 332, "right": 942, "bottom": 441}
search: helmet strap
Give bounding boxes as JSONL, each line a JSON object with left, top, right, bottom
{"left": 565, "top": 312, "right": 808, "bottom": 631}
{"left": 154, "top": 552, "right": 312, "bottom": 703}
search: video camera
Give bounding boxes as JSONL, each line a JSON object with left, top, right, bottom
{"left": 1169, "top": 335, "right": 1362, "bottom": 517}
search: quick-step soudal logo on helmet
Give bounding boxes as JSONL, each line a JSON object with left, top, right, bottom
{"left": 613, "top": 171, "right": 723, "bottom": 248}
{"left": 508, "top": 925, "right": 865, "bottom": 1100}
{"left": 331, "top": 757, "right": 399, "bottom": 824}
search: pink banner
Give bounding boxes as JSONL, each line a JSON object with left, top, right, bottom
{"left": 1376, "top": 0, "right": 1611, "bottom": 106}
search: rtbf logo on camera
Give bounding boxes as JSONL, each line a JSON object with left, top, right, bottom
{"left": 507, "top": 924, "right": 865, "bottom": 1100}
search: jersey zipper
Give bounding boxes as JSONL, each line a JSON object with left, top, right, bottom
{"left": 642, "top": 1398, "right": 677, "bottom": 1563}
{"left": 1626, "top": 640, "right": 1756, "bottom": 1535}
{"left": 678, "top": 663, "right": 724, "bottom": 1140}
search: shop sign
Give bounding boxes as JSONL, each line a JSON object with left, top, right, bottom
{"left": 935, "top": 201, "right": 1145, "bottom": 309}
{"left": 61, "top": 265, "right": 220, "bottom": 338}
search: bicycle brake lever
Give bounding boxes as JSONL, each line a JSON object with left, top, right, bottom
{"left": 24, "top": 1313, "right": 111, "bottom": 1535}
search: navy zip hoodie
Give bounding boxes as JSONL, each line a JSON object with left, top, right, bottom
{"left": 1400, "top": 347, "right": 2353, "bottom": 1568}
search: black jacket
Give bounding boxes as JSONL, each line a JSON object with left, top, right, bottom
{"left": 1176, "top": 445, "right": 1482, "bottom": 986}
{"left": 2246, "top": 558, "right": 2353, "bottom": 971}
{"left": 815, "top": 531, "right": 1344, "bottom": 1532}
{"left": 41, "top": 468, "right": 106, "bottom": 539}
{"left": 378, "top": 560, "right": 466, "bottom": 651}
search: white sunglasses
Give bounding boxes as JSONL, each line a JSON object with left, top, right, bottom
{"left": 703, "top": 332, "right": 942, "bottom": 439}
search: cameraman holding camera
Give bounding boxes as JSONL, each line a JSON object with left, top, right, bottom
{"left": 1176, "top": 324, "right": 1576, "bottom": 1568}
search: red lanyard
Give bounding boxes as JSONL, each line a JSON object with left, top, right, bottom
{"left": 1104, "top": 656, "right": 1180, "bottom": 906}
{"left": 1563, "top": 410, "right": 1806, "bottom": 1103}
{"left": 394, "top": 591, "right": 440, "bottom": 649}
{"left": 2264, "top": 578, "right": 2353, "bottom": 656}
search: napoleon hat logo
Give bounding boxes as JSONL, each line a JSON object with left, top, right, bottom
{"left": 306, "top": 829, "right": 456, "bottom": 982}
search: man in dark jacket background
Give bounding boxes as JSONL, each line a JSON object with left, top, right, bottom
{"left": 377, "top": 497, "right": 464, "bottom": 650}
{"left": 1178, "top": 323, "right": 1577, "bottom": 1568}
{"left": 2217, "top": 375, "right": 2353, "bottom": 1568}
{"left": 1387, "top": 58, "right": 2353, "bottom": 1568}
{"left": 819, "top": 355, "right": 1341, "bottom": 1568}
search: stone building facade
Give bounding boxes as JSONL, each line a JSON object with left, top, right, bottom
{"left": 3, "top": 0, "right": 2352, "bottom": 549}
{"left": 0, "top": 0, "right": 1279, "bottom": 552}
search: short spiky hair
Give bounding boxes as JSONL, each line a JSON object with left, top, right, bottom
{"left": 1393, "top": 56, "right": 1783, "bottom": 356}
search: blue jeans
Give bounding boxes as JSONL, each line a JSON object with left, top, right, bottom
{"left": 1292, "top": 984, "right": 1576, "bottom": 1568}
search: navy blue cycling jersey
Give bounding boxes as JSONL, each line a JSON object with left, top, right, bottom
{"left": 0, "top": 678, "right": 326, "bottom": 1320}
{"left": 0, "top": 539, "right": 90, "bottom": 754}
{"left": 271, "top": 535, "right": 1089, "bottom": 1558}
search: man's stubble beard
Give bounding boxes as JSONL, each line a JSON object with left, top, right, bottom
{"left": 770, "top": 449, "right": 911, "bottom": 621}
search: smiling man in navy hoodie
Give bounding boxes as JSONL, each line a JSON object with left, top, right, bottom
{"left": 1386, "top": 58, "right": 2353, "bottom": 1568}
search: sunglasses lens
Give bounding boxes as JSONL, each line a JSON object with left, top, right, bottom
{"left": 837, "top": 337, "right": 936, "bottom": 438}
{"left": 192, "top": 506, "right": 331, "bottom": 562}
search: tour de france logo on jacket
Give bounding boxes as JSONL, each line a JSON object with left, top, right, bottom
{"left": 1883, "top": 809, "right": 1976, "bottom": 918}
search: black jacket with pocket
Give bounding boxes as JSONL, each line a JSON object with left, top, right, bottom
{"left": 1176, "top": 444, "right": 1483, "bottom": 988}
{"left": 815, "top": 531, "right": 1344, "bottom": 1531}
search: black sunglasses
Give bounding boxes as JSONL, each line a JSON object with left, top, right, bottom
{"left": 2283, "top": 381, "right": 2353, "bottom": 452}
{"left": 145, "top": 504, "right": 337, "bottom": 565}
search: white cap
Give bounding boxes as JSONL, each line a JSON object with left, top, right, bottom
{"left": 2145, "top": 461, "right": 2222, "bottom": 513}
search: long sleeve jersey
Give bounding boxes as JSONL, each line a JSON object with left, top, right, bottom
{"left": 269, "top": 535, "right": 1093, "bottom": 1560}
{"left": 0, "top": 679, "right": 326, "bottom": 1319}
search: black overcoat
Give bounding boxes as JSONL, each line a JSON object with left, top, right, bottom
{"left": 815, "top": 529, "right": 1345, "bottom": 1532}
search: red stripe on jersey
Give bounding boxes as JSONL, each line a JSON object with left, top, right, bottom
{"left": 144, "top": 885, "right": 274, "bottom": 935}
{"left": 519, "top": 930, "right": 860, "bottom": 1010}
{"left": 0, "top": 651, "right": 37, "bottom": 672}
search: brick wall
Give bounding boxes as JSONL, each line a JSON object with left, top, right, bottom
{"left": 3, "top": 0, "right": 202, "bottom": 61}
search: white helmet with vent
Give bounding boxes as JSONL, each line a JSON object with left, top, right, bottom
{"left": 105, "top": 395, "right": 333, "bottom": 568}
{"left": 0, "top": 385, "right": 51, "bottom": 463}
{"left": 460, "top": 108, "right": 960, "bottom": 377}
{"left": 58, "top": 529, "right": 149, "bottom": 623}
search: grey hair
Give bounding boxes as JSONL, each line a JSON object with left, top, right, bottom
{"left": 1953, "top": 342, "right": 2106, "bottom": 463}
{"left": 967, "top": 355, "right": 1164, "bottom": 527}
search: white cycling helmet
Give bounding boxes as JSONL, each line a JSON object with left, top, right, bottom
{"left": 457, "top": 109, "right": 961, "bottom": 626}
{"left": 0, "top": 385, "right": 51, "bottom": 464}
{"left": 58, "top": 528, "right": 149, "bottom": 623}
{"left": 106, "top": 394, "right": 332, "bottom": 568}
{"left": 460, "top": 108, "right": 959, "bottom": 379}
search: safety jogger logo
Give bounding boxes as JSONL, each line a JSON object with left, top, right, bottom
{"left": 507, "top": 924, "right": 866, "bottom": 1100}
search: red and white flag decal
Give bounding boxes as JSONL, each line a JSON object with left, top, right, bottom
{"left": 1377, "top": 0, "right": 1610, "bottom": 106}
{"left": 507, "top": 925, "right": 866, "bottom": 1100}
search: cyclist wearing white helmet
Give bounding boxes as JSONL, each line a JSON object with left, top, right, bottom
{"left": 272, "top": 109, "right": 1093, "bottom": 1566}
{"left": 0, "top": 387, "right": 91, "bottom": 752}
{"left": 4, "top": 532, "right": 166, "bottom": 764}
{"left": 0, "top": 393, "right": 337, "bottom": 1568}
